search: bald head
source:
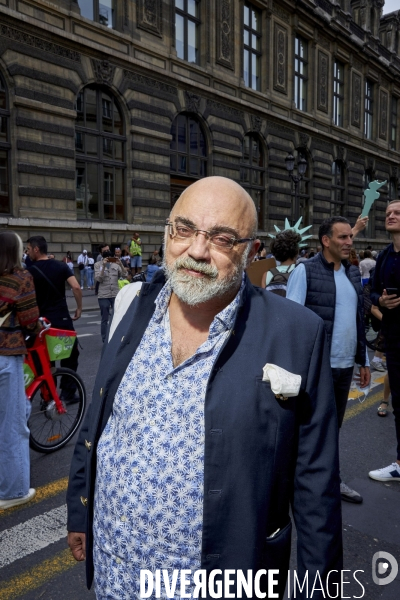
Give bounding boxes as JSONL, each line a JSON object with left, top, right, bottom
{"left": 171, "top": 177, "right": 258, "bottom": 237}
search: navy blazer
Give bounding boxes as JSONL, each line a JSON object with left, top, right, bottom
{"left": 67, "top": 273, "right": 343, "bottom": 598}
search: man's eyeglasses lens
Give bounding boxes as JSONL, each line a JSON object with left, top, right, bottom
{"left": 170, "top": 224, "right": 236, "bottom": 249}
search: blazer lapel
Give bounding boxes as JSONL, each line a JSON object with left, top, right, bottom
{"left": 97, "top": 276, "right": 165, "bottom": 432}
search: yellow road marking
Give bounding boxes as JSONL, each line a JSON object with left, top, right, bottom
{"left": 0, "top": 548, "right": 76, "bottom": 600}
{"left": 0, "top": 477, "right": 68, "bottom": 516}
{"left": 0, "top": 388, "right": 385, "bottom": 599}
{"left": 344, "top": 389, "right": 384, "bottom": 422}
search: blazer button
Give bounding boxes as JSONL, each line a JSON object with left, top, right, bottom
{"left": 85, "top": 439, "right": 92, "bottom": 451}
{"left": 121, "top": 336, "right": 125, "bottom": 342}
{"left": 80, "top": 496, "right": 88, "bottom": 507}
{"left": 100, "top": 388, "right": 103, "bottom": 397}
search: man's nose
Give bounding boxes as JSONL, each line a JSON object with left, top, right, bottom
{"left": 188, "top": 231, "right": 211, "bottom": 260}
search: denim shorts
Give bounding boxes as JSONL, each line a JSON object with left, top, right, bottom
{"left": 130, "top": 255, "right": 142, "bottom": 268}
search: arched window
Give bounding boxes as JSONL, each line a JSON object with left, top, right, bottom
{"left": 240, "top": 134, "right": 265, "bottom": 230}
{"left": 331, "top": 161, "right": 345, "bottom": 216}
{"left": 0, "top": 74, "right": 10, "bottom": 214}
{"left": 170, "top": 113, "right": 207, "bottom": 206}
{"left": 75, "top": 86, "right": 126, "bottom": 220}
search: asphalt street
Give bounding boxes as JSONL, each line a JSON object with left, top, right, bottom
{"left": 0, "top": 304, "right": 399, "bottom": 600}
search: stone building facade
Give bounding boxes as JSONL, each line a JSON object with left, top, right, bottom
{"left": 0, "top": 0, "right": 399, "bottom": 259}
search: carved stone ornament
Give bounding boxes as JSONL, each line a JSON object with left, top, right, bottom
{"left": 298, "top": 133, "right": 310, "bottom": 148}
{"left": 207, "top": 99, "right": 243, "bottom": 119}
{"left": 251, "top": 115, "right": 262, "bottom": 132}
{"left": 352, "top": 57, "right": 363, "bottom": 72}
{"left": 137, "top": 0, "right": 162, "bottom": 37}
{"left": 272, "top": 2, "right": 290, "bottom": 24}
{"left": 338, "top": 146, "right": 345, "bottom": 160}
{"left": 185, "top": 91, "right": 201, "bottom": 113}
{"left": 273, "top": 23, "right": 288, "bottom": 95}
{"left": 351, "top": 72, "right": 361, "bottom": 128}
{"left": 317, "top": 51, "right": 329, "bottom": 113}
{"left": 0, "top": 24, "right": 80, "bottom": 62}
{"left": 393, "top": 166, "right": 399, "bottom": 181}
{"left": 379, "top": 90, "right": 388, "bottom": 140}
{"left": 216, "top": 0, "right": 234, "bottom": 70}
{"left": 92, "top": 59, "right": 115, "bottom": 85}
{"left": 318, "top": 35, "right": 330, "bottom": 50}
{"left": 123, "top": 70, "right": 178, "bottom": 96}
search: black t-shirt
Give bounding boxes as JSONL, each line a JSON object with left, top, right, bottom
{"left": 28, "top": 260, "right": 72, "bottom": 324}
{"left": 379, "top": 246, "right": 400, "bottom": 333}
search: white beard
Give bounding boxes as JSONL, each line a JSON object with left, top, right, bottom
{"left": 163, "top": 246, "right": 250, "bottom": 307}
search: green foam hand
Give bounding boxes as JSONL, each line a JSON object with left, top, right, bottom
{"left": 361, "top": 180, "right": 387, "bottom": 218}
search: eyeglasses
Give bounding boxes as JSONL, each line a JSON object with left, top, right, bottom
{"left": 166, "top": 220, "right": 255, "bottom": 251}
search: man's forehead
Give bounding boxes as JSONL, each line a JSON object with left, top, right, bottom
{"left": 173, "top": 213, "right": 239, "bottom": 232}
{"left": 386, "top": 202, "right": 400, "bottom": 213}
{"left": 332, "top": 223, "right": 352, "bottom": 233}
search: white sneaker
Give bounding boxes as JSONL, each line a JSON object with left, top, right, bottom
{"left": 80, "top": 286, "right": 84, "bottom": 290}
{"left": 371, "top": 361, "right": 386, "bottom": 372}
{"left": 0, "top": 488, "right": 36, "bottom": 510}
{"left": 369, "top": 463, "right": 400, "bottom": 482}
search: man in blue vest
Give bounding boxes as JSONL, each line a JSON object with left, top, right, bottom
{"left": 67, "top": 177, "right": 342, "bottom": 599}
{"left": 287, "top": 216, "right": 370, "bottom": 504}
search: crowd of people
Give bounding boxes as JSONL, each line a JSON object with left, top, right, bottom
{"left": 0, "top": 176, "right": 399, "bottom": 598}
{"left": 60, "top": 233, "right": 162, "bottom": 292}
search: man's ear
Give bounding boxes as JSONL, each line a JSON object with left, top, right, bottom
{"left": 321, "top": 235, "right": 330, "bottom": 249}
{"left": 246, "top": 239, "right": 261, "bottom": 267}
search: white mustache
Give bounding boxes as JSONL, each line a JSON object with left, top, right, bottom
{"left": 173, "top": 256, "right": 218, "bottom": 278}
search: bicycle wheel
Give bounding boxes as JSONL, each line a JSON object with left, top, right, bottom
{"left": 365, "top": 325, "right": 380, "bottom": 352}
{"left": 28, "top": 368, "right": 86, "bottom": 453}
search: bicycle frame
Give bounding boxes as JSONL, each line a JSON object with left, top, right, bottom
{"left": 24, "top": 325, "right": 76, "bottom": 414}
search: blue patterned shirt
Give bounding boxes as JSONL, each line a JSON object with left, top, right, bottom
{"left": 93, "top": 279, "right": 243, "bottom": 599}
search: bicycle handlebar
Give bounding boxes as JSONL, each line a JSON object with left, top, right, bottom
{"left": 39, "top": 317, "right": 52, "bottom": 337}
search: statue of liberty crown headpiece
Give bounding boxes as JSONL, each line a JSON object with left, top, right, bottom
{"left": 268, "top": 217, "right": 312, "bottom": 248}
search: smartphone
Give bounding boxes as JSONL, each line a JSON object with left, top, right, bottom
{"left": 386, "top": 288, "right": 399, "bottom": 296}
{"left": 108, "top": 257, "right": 118, "bottom": 263}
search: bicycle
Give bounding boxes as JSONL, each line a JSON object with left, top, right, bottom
{"left": 24, "top": 319, "right": 86, "bottom": 453}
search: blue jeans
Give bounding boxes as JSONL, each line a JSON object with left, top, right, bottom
{"left": 331, "top": 367, "right": 354, "bottom": 429}
{"left": 98, "top": 297, "right": 115, "bottom": 342}
{"left": 0, "top": 355, "right": 31, "bottom": 500}
{"left": 81, "top": 266, "right": 92, "bottom": 288}
{"left": 87, "top": 267, "right": 94, "bottom": 288}
{"left": 384, "top": 336, "right": 400, "bottom": 460}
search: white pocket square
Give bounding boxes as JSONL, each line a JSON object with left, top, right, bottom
{"left": 262, "top": 363, "right": 302, "bottom": 400}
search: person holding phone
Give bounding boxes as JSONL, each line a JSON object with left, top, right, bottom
{"left": 94, "top": 245, "right": 127, "bottom": 342}
{"left": 369, "top": 199, "right": 400, "bottom": 482}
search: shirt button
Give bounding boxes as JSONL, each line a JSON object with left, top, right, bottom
{"left": 116, "top": 557, "right": 122, "bottom": 564}
{"left": 150, "top": 420, "right": 156, "bottom": 426}
{"left": 167, "top": 375, "right": 172, "bottom": 380}
{"left": 121, "top": 515, "right": 127, "bottom": 522}
{"left": 133, "top": 467, "right": 138, "bottom": 473}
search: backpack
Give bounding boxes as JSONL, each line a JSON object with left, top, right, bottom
{"left": 265, "top": 267, "right": 292, "bottom": 297}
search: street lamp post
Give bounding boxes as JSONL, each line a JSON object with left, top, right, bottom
{"left": 285, "top": 153, "right": 307, "bottom": 221}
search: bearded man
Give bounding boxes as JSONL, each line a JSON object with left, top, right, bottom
{"left": 67, "top": 177, "right": 342, "bottom": 599}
